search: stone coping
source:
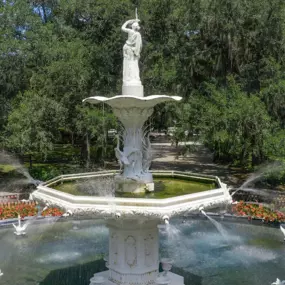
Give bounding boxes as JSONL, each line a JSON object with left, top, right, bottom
{"left": 32, "top": 170, "right": 232, "bottom": 220}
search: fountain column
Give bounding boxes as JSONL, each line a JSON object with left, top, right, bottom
{"left": 92, "top": 219, "right": 184, "bottom": 285}
{"left": 107, "top": 219, "right": 159, "bottom": 284}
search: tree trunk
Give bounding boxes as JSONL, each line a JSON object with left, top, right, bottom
{"left": 71, "top": 132, "right": 74, "bottom": 146}
{"left": 86, "top": 132, "right": 90, "bottom": 169}
{"left": 29, "top": 154, "right": 32, "bottom": 168}
{"left": 41, "top": 4, "right": 48, "bottom": 23}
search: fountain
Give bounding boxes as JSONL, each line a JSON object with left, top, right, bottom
{"left": 13, "top": 214, "right": 28, "bottom": 236}
{"left": 31, "top": 13, "right": 232, "bottom": 285}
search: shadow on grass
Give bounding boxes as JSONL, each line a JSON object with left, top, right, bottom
{"left": 39, "top": 259, "right": 202, "bottom": 285}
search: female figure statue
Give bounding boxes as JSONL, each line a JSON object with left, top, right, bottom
{"left": 121, "top": 19, "right": 142, "bottom": 86}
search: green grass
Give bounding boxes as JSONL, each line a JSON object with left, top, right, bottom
{"left": 0, "top": 164, "right": 17, "bottom": 173}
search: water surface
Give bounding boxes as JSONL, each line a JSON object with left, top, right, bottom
{"left": 0, "top": 218, "right": 284, "bottom": 285}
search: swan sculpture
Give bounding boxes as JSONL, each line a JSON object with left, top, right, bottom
{"left": 142, "top": 132, "right": 152, "bottom": 173}
{"left": 114, "top": 134, "right": 130, "bottom": 170}
{"left": 13, "top": 214, "right": 28, "bottom": 236}
{"left": 272, "top": 278, "right": 285, "bottom": 285}
{"left": 280, "top": 225, "right": 285, "bottom": 241}
{"left": 62, "top": 210, "right": 73, "bottom": 217}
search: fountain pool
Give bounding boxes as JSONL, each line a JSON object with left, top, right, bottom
{"left": 51, "top": 173, "right": 217, "bottom": 199}
{"left": 0, "top": 217, "right": 284, "bottom": 285}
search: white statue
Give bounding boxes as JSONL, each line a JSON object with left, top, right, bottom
{"left": 121, "top": 17, "right": 142, "bottom": 86}
{"left": 272, "top": 278, "right": 285, "bottom": 285}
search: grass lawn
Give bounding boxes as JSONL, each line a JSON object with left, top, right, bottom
{"left": 0, "top": 164, "right": 17, "bottom": 173}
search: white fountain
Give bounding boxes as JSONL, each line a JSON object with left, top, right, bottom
{"left": 32, "top": 12, "right": 232, "bottom": 285}
{"left": 13, "top": 214, "right": 28, "bottom": 236}
{"left": 83, "top": 15, "right": 181, "bottom": 194}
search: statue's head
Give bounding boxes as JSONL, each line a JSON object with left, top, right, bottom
{"left": 132, "top": 21, "right": 140, "bottom": 31}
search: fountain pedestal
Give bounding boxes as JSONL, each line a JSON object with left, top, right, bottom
{"left": 92, "top": 219, "right": 184, "bottom": 285}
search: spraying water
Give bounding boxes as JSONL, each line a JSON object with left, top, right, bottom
{"left": 0, "top": 151, "right": 39, "bottom": 186}
{"left": 200, "top": 209, "right": 229, "bottom": 242}
{"left": 77, "top": 177, "right": 115, "bottom": 196}
{"left": 231, "top": 162, "right": 285, "bottom": 197}
{"left": 164, "top": 224, "right": 181, "bottom": 241}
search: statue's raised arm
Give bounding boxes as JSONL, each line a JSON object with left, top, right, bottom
{"left": 121, "top": 19, "right": 137, "bottom": 33}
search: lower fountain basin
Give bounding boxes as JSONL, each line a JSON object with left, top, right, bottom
{"left": 31, "top": 170, "right": 232, "bottom": 219}
{"left": 0, "top": 217, "right": 284, "bottom": 285}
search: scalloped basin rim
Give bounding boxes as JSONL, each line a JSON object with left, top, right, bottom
{"left": 32, "top": 171, "right": 232, "bottom": 218}
{"left": 82, "top": 95, "right": 182, "bottom": 106}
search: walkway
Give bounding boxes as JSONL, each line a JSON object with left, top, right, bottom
{"left": 151, "top": 142, "right": 248, "bottom": 187}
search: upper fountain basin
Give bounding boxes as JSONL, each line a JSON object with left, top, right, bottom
{"left": 31, "top": 170, "right": 232, "bottom": 220}
{"left": 83, "top": 95, "right": 182, "bottom": 109}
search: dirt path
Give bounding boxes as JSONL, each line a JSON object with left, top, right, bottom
{"left": 151, "top": 142, "right": 249, "bottom": 188}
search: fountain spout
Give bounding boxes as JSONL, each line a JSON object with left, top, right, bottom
{"left": 0, "top": 269, "right": 3, "bottom": 277}
{"left": 62, "top": 210, "right": 73, "bottom": 217}
{"left": 162, "top": 215, "right": 169, "bottom": 224}
{"left": 199, "top": 207, "right": 207, "bottom": 217}
{"left": 13, "top": 214, "right": 28, "bottom": 236}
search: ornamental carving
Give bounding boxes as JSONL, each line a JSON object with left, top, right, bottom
{"left": 144, "top": 233, "right": 154, "bottom": 267}
{"left": 125, "top": 235, "right": 137, "bottom": 267}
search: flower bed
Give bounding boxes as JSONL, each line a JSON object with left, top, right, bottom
{"left": 0, "top": 202, "right": 63, "bottom": 220}
{"left": 233, "top": 201, "right": 285, "bottom": 223}
{"left": 41, "top": 207, "right": 63, "bottom": 217}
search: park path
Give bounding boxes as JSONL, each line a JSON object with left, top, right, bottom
{"left": 151, "top": 142, "right": 248, "bottom": 188}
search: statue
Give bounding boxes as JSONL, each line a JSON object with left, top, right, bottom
{"left": 121, "top": 15, "right": 142, "bottom": 86}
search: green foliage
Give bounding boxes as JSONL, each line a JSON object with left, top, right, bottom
{"left": 5, "top": 92, "right": 67, "bottom": 156}
{"left": 0, "top": 0, "right": 285, "bottom": 174}
{"left": 28, "top": 163, "right": 77, "bottom": 181}
{"left": 178, "top": 77, "right": 273, "bottom": 167}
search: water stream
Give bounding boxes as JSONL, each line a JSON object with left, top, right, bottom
{"left": 200, "top": 210, "right": 229, "bottom": 242}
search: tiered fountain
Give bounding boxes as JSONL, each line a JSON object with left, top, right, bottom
{"left": 32, "top": 14, "right": 232, "bottom": 285}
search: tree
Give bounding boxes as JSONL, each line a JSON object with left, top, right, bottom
{"left": 75, "top": 105, "right": 117, "bottom": 168}
{"left": 5, "top": 92, "right": 67, "bottom": 156}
